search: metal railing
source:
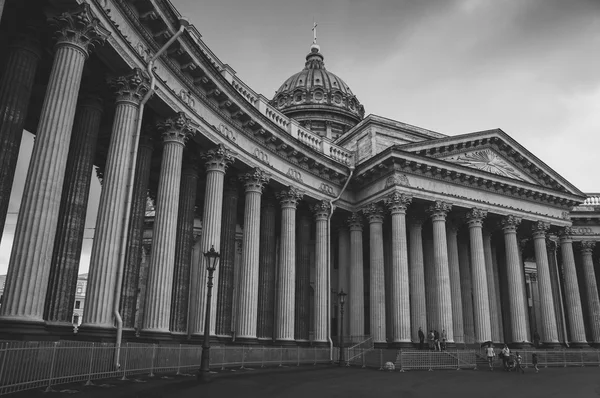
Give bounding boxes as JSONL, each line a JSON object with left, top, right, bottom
{"left": 508, "top": 350, "right": 600, "bottom": 368}
{"left": 398, "top": 350, "right": 477, "bottom": 371}
{"left": 0, "top": 341, "right": 332, "bottom": 396}
{"left": 345, "top": 336, "right": 374, "bottom": 366}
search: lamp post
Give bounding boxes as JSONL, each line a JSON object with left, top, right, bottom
{"left": 198, "top": 245, "right": 220, "bottom": 382}
{"left": 337, "top": 289, "right": 347, "bottom": 366}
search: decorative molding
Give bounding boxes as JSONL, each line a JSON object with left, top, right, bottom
{"left": 157, "top": 112, "right": 197, "bottom": 144}
{"left": 384, "top": 191, "right": 412, "bottom": 214}
{"left": 427, "top": 201, "right": 452, "bottom": 221}
{"left": 347, "top": 212, "right": 363, "bottom": 230}
{"left": 276, "top": 186, "right": 304, "bottom": 208}
{"left": 108, "top": 67, "right": 151, "bottom": 104}
{"left": 219, "top": 123, "right": 237, "bottom": 142}
{"left": 362, "top": 203, "right": 384, "bottom": 223}
{"left": 311, "top": 200, "right": 331, "bottom": 220}
{"left": 51, "top": 3, "right": 110, "bottom": 56}
{"left": 319, "top": 183, "right": 335, "bottom": 196}
{"left": 465, "top": 208, "right": 488, "bottom": 228}
{"left": 201, "top": 144, "right": 236, "bottom": 173}
{"left": 501, "top": 215, "right": 522, "bottom": 232}
{"left": 286, "top": 168, "right": 303, "bottom": 182}
{"left": 531, "top": 221, "right": 550, "bottom": 238}
{"left": 239, "top": 168, "right": 271, "bottom": 193}
{"left": 442, "top": 148, "right": 526, "bottom": 181}
{"left": 385, "top": 172, "right": 410, "bottom": 188}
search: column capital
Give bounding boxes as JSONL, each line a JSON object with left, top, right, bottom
{"left": 385, "top": 192, "right": 412, "bottom": 214}
{"left": 311, "top": 201, "right": 331, "bottom": 221}
{"left": 407, "top": 214, "right": 426, "bottom": 229}
{"left": 201, "top": 144, "right": 235, "bottom": 173}
{"left": 9, "top": 30, "right": 42, "bottom": 59}
{"left": 362, "top": 203, "right": 384, "bottom": 223}
{"left": 108, "top": 68, "right": 151, "bottom": 105}
{"left": 446, "top": 221, "right": 460, "bottom": 235}
{"left": 532, "top": 221, "right": 550, "bottom": 239}
{"left": 50, "top": 4, "right": 110, "bottom": 57}
{"left": 240, "top": 167, "right": 270, "bottom": 193}
{"left": 347, "top": 212, "right": 363, "bottom": 231}
{"left": 276, "top": 186, "right": 304, "bottom": 209}
{"left": 427, "top": 201, "right": 452, "bottom": 221}
{"left": 465, "top": 208, "right": 487, "bottom": 229}
{"left": 158, "top": 112, "right": 197, "bottom": 145}
{"left": 580, "top": 240, "right": 596, "bottom": 254}
{"left": 559, "top": 226, "right": 576, "bottom": 243}
{"left": 545, "top": 237, "right": 558, "bottom": 252}
{"left": 182, "top": 157, "right": 199, "bottom": 179}
{"left": 501, "top": 214, "right": 522, "bottom": 233}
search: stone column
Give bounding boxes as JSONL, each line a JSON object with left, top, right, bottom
{"left": 458, "top": 237, "right": 475, "bottom": 341}
{"left": 348, "top": 212, "right": 365, "bottom": 337}
{"left": 236, "top": 168, "right": 270, "bottom": 342}
{"left": 295, "top": 210, "right": 311, "bottom": 343}
{"left": 490, "top": 242, "right": 505, "bottom": 343}
{"left": 0, "top": 31, "right": 40, "bottom": 244}
{"left": 120, "top": 133, "right": 154, "bottom": 329}
{"left": 482, "top": 230, "right": 501, "bottom": 343}
{"left": 446, "top": 223, "right": 464, "bottom": 344}
{"left": 501, "top": 215, "right": 529, "bottom": 346}
{"left": 190, "top": 145, "right": 235, "bottom": 336}
{"left": 44, "top": 96, "right": 103, "bottom": 324}
{"left": 0, "top": 5, "right": 108, "bottom": 324}
{"left": 257, "top": 193, "right": 277, "bottom": 341}
{"left": 580, "top": 241, "right": 600, "bottom": 346}
{"left": 214, "top": 177, "right": 238, "bottom": 337}
{"left": 170, "top": 159, "right": 199, "bottom": 333}
{"left": 143, "top": 114, "right": 195, "bottom": 333}
{"left": 338, "top": 226, "right": 351, "bottom": 335}
{"left": 423, "top": 235, "right": 437, "bottom": 331}
{"left": 384, "top": 192, "right": 412, "bottom": 346}
{"left": 559, "top": 229, "right": 587, "bottom": 346}
{"left": 408, "top": 216, "right": 427, "bottom": 342}
{"left": 312, "top": 201, "right": 331, "bottom": 345}
{"left": 531, "top": 222, "right": 560, "bottom": 345}
{"left": 546, "top": 239, "right": 566, "bottom": 343}
{"left": 466, "top": 208, "right": 492, "bottom": 343}
{"left": 427, "top": 201, "right": 454, "bottom": 343}
{"left": 363, "top": 203, "right": 386, "bottom": 345}
{"left": 274, "top": 186, "right": 304, "bottom": 343}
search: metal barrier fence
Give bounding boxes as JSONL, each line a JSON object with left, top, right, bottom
{"left": 0, "top": 341, "right": 332, "bottom": 396}
{"left": 345, "top": 337, "right": 374, "bottom": 366}
{"left": 509, "top": 350, "right": 600, "bottom": 368}
{"left": 398, "top": 350, "right": 477, "bottom": 371}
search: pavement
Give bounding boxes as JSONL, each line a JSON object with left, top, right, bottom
{"left": 9, "top": 364, "right": 600, "bottom": 398}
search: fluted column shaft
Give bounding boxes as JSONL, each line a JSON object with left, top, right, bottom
{"left": 559, "top": 231, "right": 587, "bottom": 344}
{"left": 236, "top": 169, "right": 269, "bottom": 340}
{"left": 531, "top": 223, "right": 559, "bottom": 344}
{"left": 121, "top": 136, "right": 153, "bottom": 329}
{"left": 428, "top": 202, "right": 454, "bottom": 342}
{"left": 295, "top": 212, "right": 311, "bottom": 341}
{"left": 274, "top": 187, "right": 304, "bottom": 342}
{"left": 385, "top": 192, "right": 412, "bottom": 344}
{"left": 483, "top": 231, "right": 500, "bottom": 343}
{"left": 214, "top": 178, "right": 237, "bottom": 337}
{"left": 348, "top": 213, "right": 365, "bottom": 337}
{"left": 363, "top": 204, "right": 386, "bottom": 344}
{"left": 170, "top": 162, "right": 198, "bottom": 333}
{"left": 83, "top": 69, "right": 149, "bottom": 328}
{"left": 1, "top": 7, "right": 108, "bottom": 322}
{"left": 257, "top": 195, "right": 277, "bottom": 340}
{"left": 580, "top": 241, "right": 600, "bottom": 344}
{"left": 338, "top": 227, "right": 351, "bottom": 335}
{"left": 408, "top": 217, "right": 427, "bottom": 342}
{"left": 491, "top": 243, "right": 504, "bottom": 342}
{"left": 313, "top": 201, "right": 330, "bottom": 343}
{"left": 446, "top": 226, "right": 464, "bottom": 344}
{"left": 190, "top": 145, "right": 234, "bottom": 335}
{"left": 502, "top": 216, "right": 529, "bottom": 345}
{"left": 0, "top": 34, "right": 40, "bottom": 244}
{"left": 143, "top": 115, "right": 195, "bottom": 332}
{"left": 458, "top": 238, "right": 475, "bottom": 340}
{"left": 44, "top": 96, "right": 103, "bottom": 323}
{"left": 423, "top": 236, "right": 437, "bottom": 330}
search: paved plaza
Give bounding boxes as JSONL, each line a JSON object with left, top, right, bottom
{"left": 12, "top": 364, "right": 600, "bottom": 398}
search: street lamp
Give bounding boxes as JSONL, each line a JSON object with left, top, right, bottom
{"left": 337, "top": 289, "right": 347, "bottom": 366}
{"left": 198, "top": 245, "right": 220, "bottom": 382}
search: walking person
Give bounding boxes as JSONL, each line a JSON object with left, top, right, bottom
{"left": 434, "top": 330, "right": 440, "bottom": 351}
{"left": 532, "top": 353, "right": 539, "bottom": 373}
{"left": 428, "top": 330, "right": 435, "bottom": 351}
{"left": 501, "top": 344, "right": 510, "bottom": 371}
{"left": 418, "top": 327, "right": 425, "bottom": 350}
{"left": 515, "top": 352, "right": 525, "bottom": 374}
{"left": 441, "top": 329, "right": 447, "bottom": 351}
{"left": 485, "top": 343, "right": 496, "bottom": 371}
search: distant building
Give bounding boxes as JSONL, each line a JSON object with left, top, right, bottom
{"left": 72, "top": 274, "right": 88, "bottom": 326}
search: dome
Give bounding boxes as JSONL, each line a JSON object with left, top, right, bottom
{"left": 271, "top": 45, "right": 364, "bottom": 140}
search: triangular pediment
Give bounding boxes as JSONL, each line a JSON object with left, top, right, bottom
{"left": 396, "top": 128, "right": 585, "bottom": 197}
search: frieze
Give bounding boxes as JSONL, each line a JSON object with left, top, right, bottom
{"left": 287, "top": 168, "right": 303, "bottom": 183}
{"left": 319, "top": 183, "right": 335, "bottom": 196}
{"left": 179, "top": 89, "right": 195, "bottom": 108}
{"left": 219, "top": 123, "right": 237, "bottom": 142}
{"left": 253, "top": 147, "right": 270, "bottom": 165}
{"left": 385, "top": 172, "right": 410, "bottom": 188}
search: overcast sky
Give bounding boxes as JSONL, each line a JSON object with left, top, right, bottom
{"left": 1, "top": 0, "right": 599, "bottom": 276}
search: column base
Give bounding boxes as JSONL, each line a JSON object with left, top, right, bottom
{"left": 136, "top": 329, "right": 174, "bottom": 343}
{"left": 296, "top": 339, "right": 311, "bottom": 347}
{"left": 216, "top": 334, "right": 233, "bottom": 344}
{"left": 46, "top": 321, "right": 78, "bottom": 340}
{"left": 390, "top": 341, "right": 413, "bottom": 349}
{"left": 257, "top": 337, "right": 274, "bottom": 345}
{"left": 0, "top": 317, "right": 49, "bottom": 340}
{"left": 274, "top": 339, "right": 296, "bottom": 346}
{"left": 569, "top": 341, "right": 590, "bottom": 348}
{"left": 589, "top": 342, "right": 600, "bottom": 349}
{"left": 374, "top": 342, "right": 389, "bottom": 349}
{"left": 540, "top": 341, "right": 562, "bottom": 349}
{"left": 234, "top": 336, "right": 259, "bottom": 345}
{"left": 508, "top": 341, "right": 532, "bottom": 349}
{"left": 311, "top": 340, "right": 329, "bottom": 348}
{"left": 73, "top": 324, "right": 116, "bottom": 342}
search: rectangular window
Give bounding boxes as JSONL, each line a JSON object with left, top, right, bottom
{"left": 73, "top": 315, "right": 79, "bottom": 325}
{"left": 75, "top": 300, "right": 81, "bottom": 309}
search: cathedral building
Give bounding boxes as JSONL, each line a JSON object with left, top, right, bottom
{"left": 0, "top": 0, "right": 599, "bottom": 350}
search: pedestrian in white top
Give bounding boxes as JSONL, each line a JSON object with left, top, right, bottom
{"left": 485, "top": 343, "right": 496, "bottom": 371}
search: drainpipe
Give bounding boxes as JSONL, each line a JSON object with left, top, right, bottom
{"left": 114, "top": 17, "right": 190, "bottom": 368}
{"left": 327, "top": 160, "right": 355, "bottom": 361}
